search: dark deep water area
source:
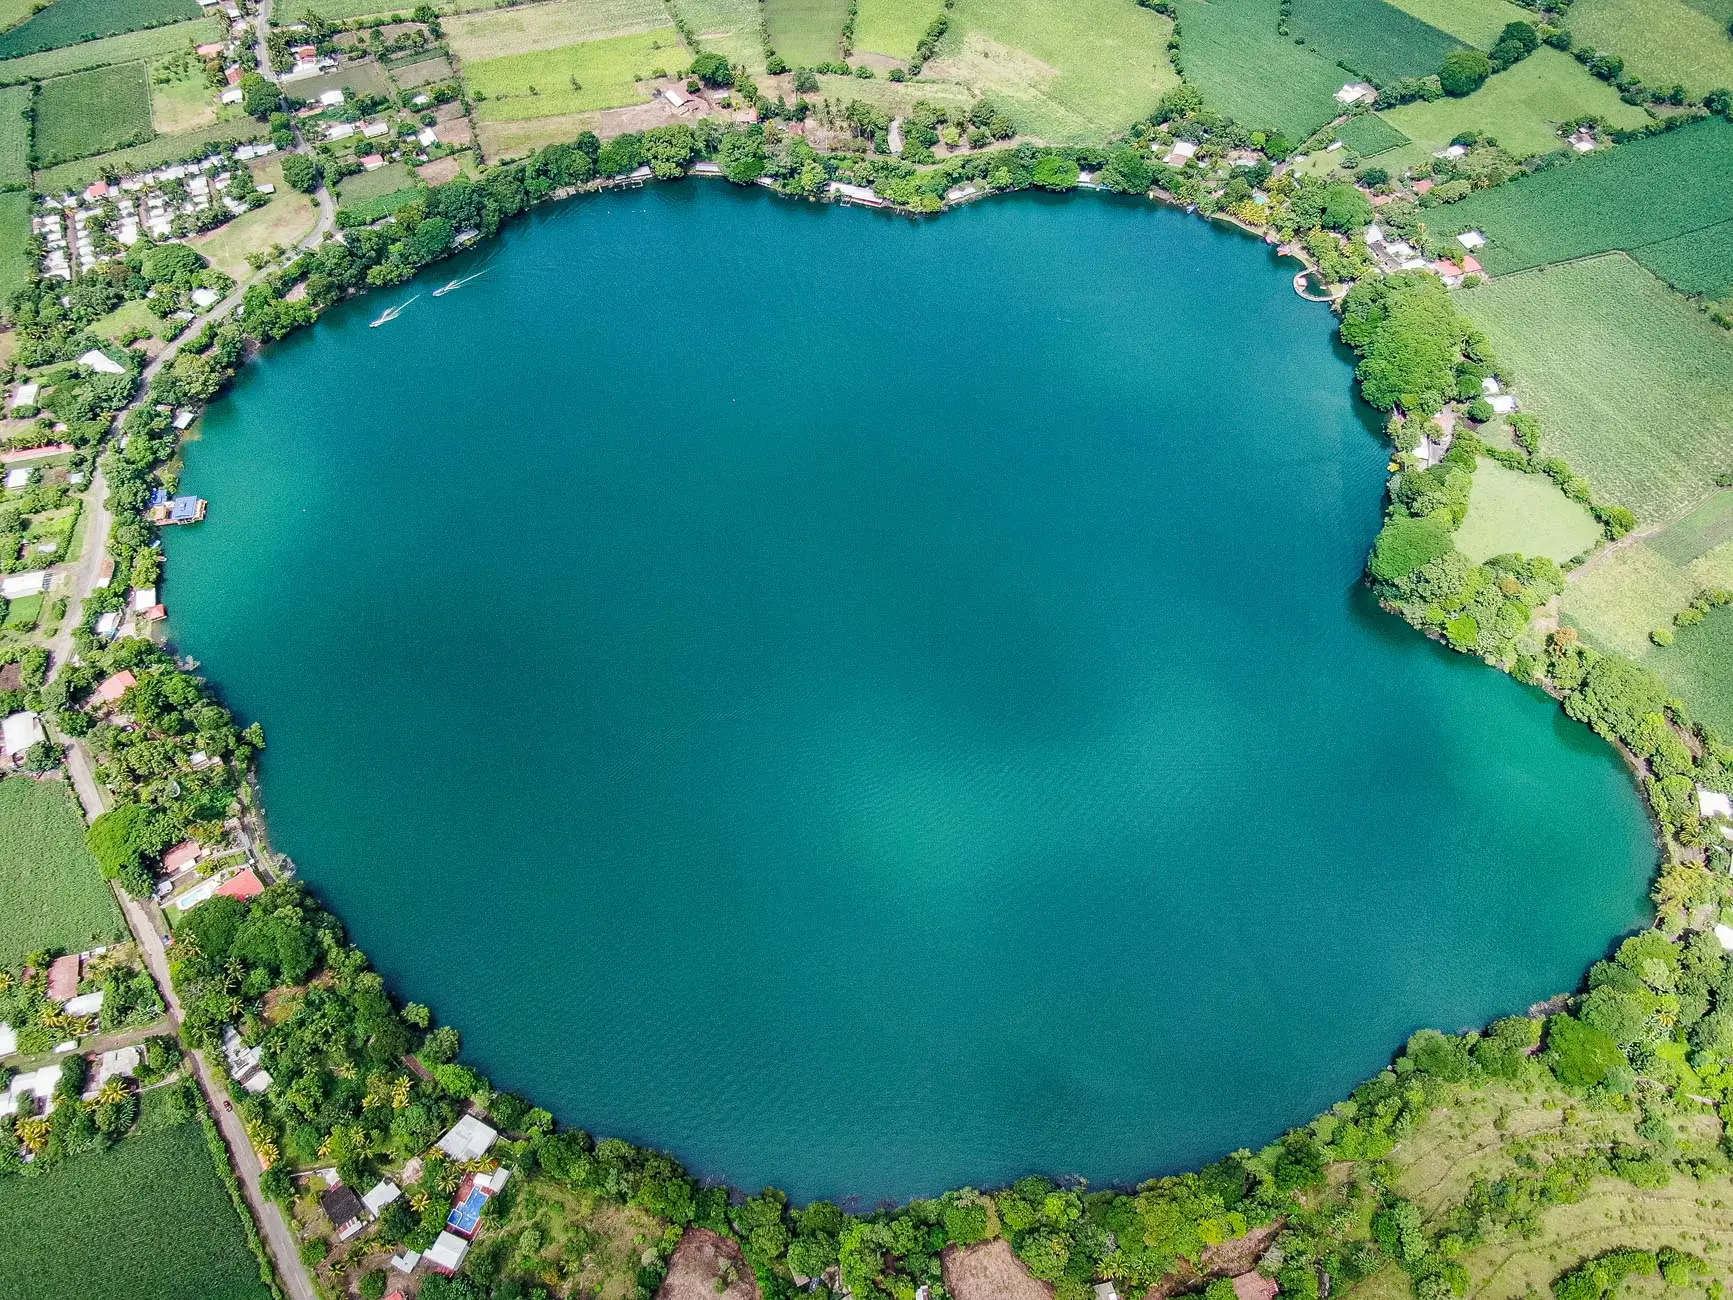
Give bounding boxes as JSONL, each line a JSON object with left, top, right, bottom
{"left": 164, "top": 183, "right": 1655, "bottom": 1203}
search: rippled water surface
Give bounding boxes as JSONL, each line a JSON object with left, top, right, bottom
{"left": 165, "top": 184, "right": 1654, "bottom": 1201}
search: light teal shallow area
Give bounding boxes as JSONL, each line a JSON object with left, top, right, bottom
{"left": 165, "top": 184, "right": 1655, "bottom": 1203}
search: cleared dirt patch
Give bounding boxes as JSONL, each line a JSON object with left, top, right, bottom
{"left": 942, "top": 1240, "right": 1052, "bottom": 1300}
{"left": 655, "top": 1228, "right": 758, "bottom": 1300}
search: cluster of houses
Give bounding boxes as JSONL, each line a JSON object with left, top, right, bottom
{"left": 34, "top": 145, "right": 278, "bottom": 280}
{"left": 0, "top": 948, "right": 143, "bottom": 1147}
{"left": 305, "top": 1113, "right": 507, "bottom": 1279}
{"left": 1363, "top": 223, "right": 1487, "bottom": 287}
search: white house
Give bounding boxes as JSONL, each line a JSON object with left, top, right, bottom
{"left": 1699, "top": 788, "right": 1733, "bottom": 820}
{"left": 64, "top": 990, "right": 105, "bottom": 1018}
{"left": 436, "top": 1113, "right": 499, "bottom": 1161}
{"left": 1456, "top": 230, "right": 1486, "bottom": 249}
{"left": 1335, "top": 82, "right": 1376, "bottom": 106}
{"left": 4, "top": 467, "right": 28, "bottom": 489}
{"left": 77, "top": 349, "right": 125, "bottom": 375}
{"left": 2, "top": 711, "right": 45, "bottom": 760}
{"left": 319, "top": 89, "right": 345, "bottom": 106}
{"left": 1162, "top": 139, "right": 1198, "bottom": 167}
{"left": 3, "top": 572, "right": 49, "bottom": 603}
{"left": 221, "top": 87, "right": 244, "bottom": 104}
{"left": 362, "top": 1178, "right": 402, "bottom": 1216}
{"left": 131, "top": 585, "right": 158, "bottom": 613}
{"left": 426, "top": 1231, "right": 471, "bottom": 1275}
{"left": 1487, "top": 394, "right": 1517, "bottom": 415}
{"left": 6, "top": 381, "right": 37, "bottom": 409}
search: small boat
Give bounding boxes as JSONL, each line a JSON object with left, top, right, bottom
{"left": 369, "top": 294, "right": 419, "bottom": 327}
{"left": 432, "top": 270, "right": 486, "bottom": 297}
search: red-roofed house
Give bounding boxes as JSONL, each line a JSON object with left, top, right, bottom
{"left": 47, "top": 953, "right": 80, "bottom": 1003}
{"left": 140, "top": 604, "right": 167, "bottom": 623}
{"left": 360, "top": 154, "right": 386, "bottom": 170}
{"left": 294, "top": 44, "right": 316, "bottom": 60}
{"left": 196, "top": 41, "right": 225, "bottom": 56}
{"left": 1462, "top": 254, "right": 1483, "bottom": 274}
{"left": 85, "top": 181, "right": 110, "bottom": 200}
{"left": 162, "top": 841, "right": 203, "bottom": 875}
{"left": 226, "top": 64, "right": 242, "bottom": 86}
{"left": 1412, "top": 178, "right": 1434, "bottom": 195}
{"left": 216, "top": 868, "right": 265, "bottom": 902}
{"left": 92, "top": 670, "right": 136, "bottom": 706}
{"left": 1232, "top": 1274, "right": 1280, "bottom": 1300}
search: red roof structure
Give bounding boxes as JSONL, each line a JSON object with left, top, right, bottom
{"left": 1411, "top": 178, "right": 1434, "bottom": 195}
{"left": 47, "top": 953, "right": 80, "bottom": 1002}
{"left": 215, "top": 868, "right": 265, "bottom": 902}
{"left": 93, "top": 670, "right": 136, "bottom": 705}
{"left": 85, "top": 181, "right": 109, "bottom": 200}
{"left": 1462, "top": 254, "right": 1483, "bottom": 274}
{"left": 162, "top": 841, "right": 202, "bottom": 875}
{"left": 1232, "top": 1274, "right": 1280, "bottom": 1300}
{"left": 226, "top": 64, "right": 242, "bottom": 85}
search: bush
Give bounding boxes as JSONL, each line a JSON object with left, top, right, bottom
{"left": 1545, "top": 1014, "right": 1627, "bottom": 1090}
{"left": 689, "top": 52, "right": 732, "bottom": 87}
{"left": 281, "top": 153, "right": 320, "bottom": 194}
{"left": 1370, "top": 514, "right": 1456, "bottom": 581}
{"left": 1030, "top": 155, "right": 1080, "bottom": 190}
{"left": 1439, "top": 49, "right": 1493, "bottom": 97}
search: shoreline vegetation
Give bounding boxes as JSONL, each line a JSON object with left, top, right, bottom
{"left": 4, "top": 4, "right": 1733, "bottom": 1300}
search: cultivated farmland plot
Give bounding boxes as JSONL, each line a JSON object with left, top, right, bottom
{"left": 932, "top": 0, "right": 1177, "bottom": 144}
{"left": 1288, "top": 0, "right": 1464, "bottom": 85}
{"left": 764, "top": 0, "right": 850, "bottom": 67}
{"left": 1382, "top": 0, "right": 1535, "bottom": 47}
{"left": 32, "top": 115, "right": 264, "bottom": 191}
{"left": 1565, "top": 0, "right": 1733, "bottom": 98}
{"left": 1439, "top": 116, "right": 1733, "bottom": 294}
{"left": 1374, "top": 47, "right": 1649, "bottom": 171}
{"left": 445, "top": 0, "right": 669, "bottom": 64}
{"left": 466, "top": 25, "right": 686, "bottom": 120}
{"left": 32, "top": 60, "right": 154, "bottom": 166}
{"left": 0, "top": 776, "right": 123, "bottom": 969}
{"left": 0, "top": 0, "right": 201, "bottom": 60}
{"left": 1332, "top": 112, "right": 1408, "bottom": 157}
{"left": 0, "top": 81, "right": 29, "bottom": 184}
{"left": 664, "top": 0, "right": 764, "bottom": 72}
{"left": 0, "top": 189, "right": 29, "bottom": 301}
{"left": 1170, "top": 0, "right": 1344, "bottom": 141}
{"left": 0, "top": 16, "right": 221, "bottom": 83}
{"left": 0, "top": 1094, "right": 274, "bottom": 1300}
{"left": 853, "top": 0, "right": 945, "bottom": 60}
{"left": 1458, "top": 253, "right": 1733, "bottom": 524}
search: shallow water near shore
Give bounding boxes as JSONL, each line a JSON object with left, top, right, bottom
{"left": 165, "top": 183, "right": 1654, "bottom": 1203}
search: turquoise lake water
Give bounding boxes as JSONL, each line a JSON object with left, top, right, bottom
{"left": 165, "top": 184, "right": 1656, "bottom": 1203}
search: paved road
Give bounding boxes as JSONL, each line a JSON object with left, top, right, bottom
{"left": 254, "top": 0, "right": 274, "bottom": 84}
{"left": 37, "top": 125, "right": 340, "bottom": 1300}
{"left": 117, "top": 890, "right": 319, "bottom": 1300}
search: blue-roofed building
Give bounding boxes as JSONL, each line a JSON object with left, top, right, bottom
{"left": 147, "top": 492, "right": 207, "bottom": 525}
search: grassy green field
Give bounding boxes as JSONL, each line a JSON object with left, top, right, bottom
{"left": 338, "top": 158, "right": 417, "bottom": 202}
{"left": 1563, "top": 535, "right": 1733, "bottom": 659}
{"left": 32, "top": 60, "right": 153, "bottom": 165}
{"left": 1333, "top": 111, "right": 1408, "bottom": 156}
{"left": 853, "top": 0, "right": 942, "bottom": 59}
{"left": 0, "top": 0, "right": 200, "bottom": 60}
{"left": 1457, "top": 255, "right": 1733, "bottom": 524}
{"left": 0, "top": 189, "right": 29, "bottom": 302}
{"left": 187, "top": 160, "right": 317, "bottom": 275}
{"left": 0, "top": 1092, "right": 274, "bottom": 1300}
{"left": 1373, "top": 47, "right": 1650, "bottom": 170}
{"left": 1454, "top": 458, "right": 1603, "bottom": 564}
{"left": 1648, "top": 604, "right": 1733, "bottom": 735}
{"left": 445, "top": 0, "right": 668, "bottom": 63}
{"left": 0, "top": 13, "right": 216, "bottom": 82}
{"left": 32, "top": 115, "right": 263, "bottom": 190}
{"left": 467, "top": 25, "right": 683, "bottom": 119}
{"left": 149, "top": 52, "right": 223, "bottom": 134}
{"left": 1382, "top": 0, "right": 1534, "bottom": 47}
{"left": 1439, "top": 116, "right": 1733, "bottom": 294}
{"left": 764, "top": 0, "right": 847, "bottom": 66}
{"left": 89, "top": 296, "right": 169, "bottom": 342}
{"left": 0, "top": 776, "right": 121, "bottom": 968}
{"left": 666, "top": 0, "right": 764, "bottom": 73}
{"left": 1170, "top": 0, "right": 1345, "bottom": 140}
{"left": 1565, "top": 0, "right": 1733, "bottom": 98}
{"left": 0, "top": 81, "right": 28, "bottom": 184}
{"left": 0, "top": 0, "right": 35, "bottom": 32}
{"left": 386, "top": 49, "right": 456, "bottom": 87}
{"left": 335, "top": 181, "right": 423, "bottom": 222}
{"left": 933, "top": 0, "right": 1178, "bottom": 144}
{"left": 1289, "top": 0, "right": 1464, "bottom": 85}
